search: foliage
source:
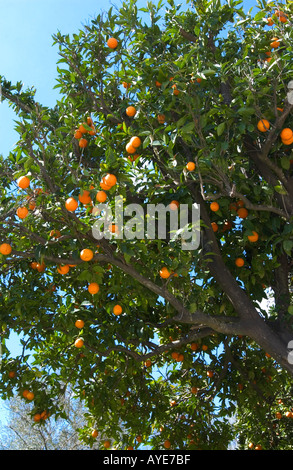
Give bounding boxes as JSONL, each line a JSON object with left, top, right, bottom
{"left": 0, "top": 0, "right": 293, "bottom": 450}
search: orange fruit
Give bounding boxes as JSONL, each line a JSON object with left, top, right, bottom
{"left": 28, "top": 200, "right": 36, "bottom": 211}
{"left": 136, "top": 435, "right": 143, "bottom": 443}
{"left": 92, "top": 429, "right": 99, "bottom": 438}
{"left": 104, "top": 439, "right": 111, "bottom": 448}
{"left": 96, "top": 190, "right": 107, "bottom": 203}
{"left": 122, "top": 81, "right": 131, "bottom": 89}
{"left": 50, "top": 229, "right": 61, "bottom": 238}
{"left": 65, "top": 197, "right": 78, "bottom": 212}
{"left": 104, "top": 174, "right": 117, "bottom": 188}
{"left": 191, "top": 386, "right": 198, "bottom": 394}
{"left": 210, "top": 202, "right": 220, "bottom": 212}
{"left": 107, "top": 37, "right": 118, "bottom": 49}
{"left": 130, "top": 136, "right": 141, "bottom": 148}
{"left": 126, "top": 106, "right": 136, "bottom": 117}
{"left": 8, "top": 371, "right": 16, "bottom": 378}
{"left": 157, "top": 114, "right": 165, "bottom": 124}
{"left": 80, "top": 249, "right": 94, "bottom": 261}
{"left": 78, "top": 190, "right": 91, "bottom": 204}
{"left": 155, "top": 80, "right": 162, "bottom": 87}
{"left": 100, "top": 180, "right": 112, "bottom": 190}
{"left": 26, "top": 391, "right": 34, "bottom": 401}
{"left": 169, "top": 200, "right": 179, "bottom": 210}
{"left": 57, "top": 265, "right": 70, "bottom": 275}
{"left": 266, "top": 17, "right": 274, "bottom": 26}
{"left": 88, "top": 282, "right": 100, "bottom": 294}
{"left": 248, "top": 231, "right": 259, "bottom": 243}
{"left": 159, "top": 267, "right": 171, "bottom": 279}
{"left": 0, "top": 243, "right": 12, "bottom": 255}
{"left": 207, "top": 370, "right": 214, "bottom": 378}
{"left": 280, "top": 128, "right": 293, "bottom": 141}
{"left": 17, "top": 175, "right": 30, "bottom": 189}
{"left": 164, "top": 440, "right": 171, "bottom": 449}
{"left": 235, "top": 257, "right": 245, "bottom": 267}
{"left": 74, "top": 338, "right": 84, "bottom": 348}
{"left": 79, "top": 123, "right": 88, "bottom": 133}
{"left": 190, "top": 342, "right": 199, "bottom": 351}
{"left": 34, "top": 413, "right": 42, "bottom": 422}
{"left": 36, "top": 262, "right": 46, "bottom": 272}
{"left": 237, "top": 207, "right": 248, "bottom": 219}
{"left": 172, "top": 84, "right": 180, "bottom": 95}
{"left": 16, "top": 207, "right": 29, "bottom": 219}
{"left": 113, "top": 304, "right": 123, "bottom": 316}
{"left": 79, "top": 138, "right": 88, "bottom": 148}
{"left": 74, "top": 130, "right": 83, "bottom": 139}
{"left": 126, "top": 142, "right": 136, "bottom": 154}
{"left": 75, "top": 319, "right": 85, "bottom": 329}
{"left": 270, "top": 38, "right": 280, "bottom": 49}
{"left": 145, "top": 359, "right": 152, "bottom": 368}
{"left": 196, "top": 77, "right": 202, "bottom": 83}
{"left": 171, "top": 351, "right": 180, "bottom": 360}
{"left": 211, "top": 222, "right": 218, "bottom": 232}
{"left": 22, "top": 389, "right": 29, "bottom": 398}
{"left": 257, "top": 119, "right": 270, "bottom": 132}
{"left": 276, "top": 411, "right": 282, "bottom": 419}
{"left": 186, "top": 162, "right": 196, "bottom": 171}
{"left": 282, "top": 135, "right": 293, "bottom": 145}
{"left": 109, "top": 224, "right": 119, "bottom": 234}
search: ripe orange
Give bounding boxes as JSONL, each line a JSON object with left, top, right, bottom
{"left": 80, "top": 249, "right": 94, "bottom": 261}
{"left": 276, "top": 411, "right": 282, "bottom": 419}
{"left": 270, "top": 38, "right": 280, "bottom": 49}
{"left": 92, "top": 429, "right": 99, "bottom": 438}
{"left": 36, "top": 262, "right": 46, "bottom": 272}
{"left": 104, "top": 173, "right": 117, "bottom": 188}
{"left": 17, "top": 176, "right": 30, "bottom": 189}
{"left": 74, "top": 338, "right": 84, "bottom": 348}
{"left": 65, "top": 197, "right": 78, "bottom": 212}
{"left": 34, "top": 413, "right": 42, "bottom": 422}
{"left": 171, "top": 351, "right": 180, "bottom": 360}
{"left": 266, "top": 17, "right": 274, "bottom": 26}
{"left": 237, "top": 207, "right": 248, "bottom": 219}
{"left": 26, "top": 391, "right": 34, "bottom": 401}
{"left": 207, "top": 370, "right": 214, "bottom": 378}
{"left": 104, "top": 439, "right": 111, "bottom": 448}
{"left": 235, "top": 257, "right": 245, "bottom": 267}
{"left": 109, "top": 224, "right": 119, "bottom": 234}
{"left": 186, "top": 161, "right": 196, "bottom": 171}
{"left": 257, "top": 119, "right": 270, "bottom": 132}
{"left": 196, "top": 77, "right": 202, "bottom": 83}
{"left": 75, "top": 319, "right": 85, "bottom": 329}
{"left": 210, "top": 202, "right": 220, "bottom": 212}
{"left": 74, "top": 130, "right": 83, "bottom": 139}
{"left": 157, "top": 114, "right": 166, "bottom": 124}
{"left": 280, "top": 128, "right": 293, "bottom": 141}
{"left": 79, "top": 123, "right": 88, "bottom": 133}
{"left": 16, "top": 207, "right": 29, "bottom": 219}
{"left": 126, "top": 142, "right": 136, "bottom": 154}
{"left": 191, "top": 386, "right": 198, "bottom": 394}
{"left": 96, "top": 190, "right": 107, "bottom": 203}
{"left": 8, "top": 371, "right": 16, "bottom": 378}
{"left": 78, "top": 190, "right": 91, "bottom": 204}
{"left": 282, "top": 135, "right": 293, "bottom": 145}
{"left": 136, "top": 436, "right": 143, "bottom": 443}
{"left": 248, "top": 231, "right": 259, "bottom": 243}
{"left": 50, "top": 229, "right": 61, "bottom": 238}
{"left": 113, "top": 304, "right": 123, "bottom": 316}
{"left": 79, "top": 138, "right": 88, "bottom": 148}
{"left": 172, "top": 84, "right": 180, "bottom": 95}
{"left": 211, "top": 222, "right": 218, "bottom": 232}
{"left": 57, "top": 265, "right": 70, "bottom": 275}
{"left": 130, "top": 136, "right": 141, "bottom": 148}
{"left": 159, "top": 267, "right": 171, "bottom": 279}
{"left": 22, "top": 389, "right": 29, "bottom": 398}
{"left": 88, "top": 282, "right": 100, "bottom": 294}
{"left": 169, "top": 200, "right": 179, "bottom": 210}
{"left": 190, "top": 342, "right": 199, "bottom": 351}
{"left": 126, "top": 106, "right": 136, "bottom": 117}
{"left": 164, "top": 439, "right": 171, "bottom": 449}
{"left": 145, "top": 359, "right": 152, "bottom": 368}
{"left": 107, "top": 37, "right": 118, "bottom": 49}
{"left": 0, "top": 243, "right": 12, "bottom": 255}
{"left": 122, "top": 81, "right": 131, "bottom": 89}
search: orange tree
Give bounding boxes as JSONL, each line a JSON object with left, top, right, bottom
{"left": 1, "top": 0, "right": 293, "bottom": 451}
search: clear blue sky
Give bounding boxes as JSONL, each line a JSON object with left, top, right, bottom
{"left": 0, "top": 0, "right": 258, "bottom": 427}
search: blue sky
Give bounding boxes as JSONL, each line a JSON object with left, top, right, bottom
{"left": 0, "top": 0, "right": 259, "bottom": 427}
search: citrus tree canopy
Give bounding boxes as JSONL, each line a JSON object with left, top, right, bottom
{"left": 1, "top": 0, "right": 293, "bottom": 451}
